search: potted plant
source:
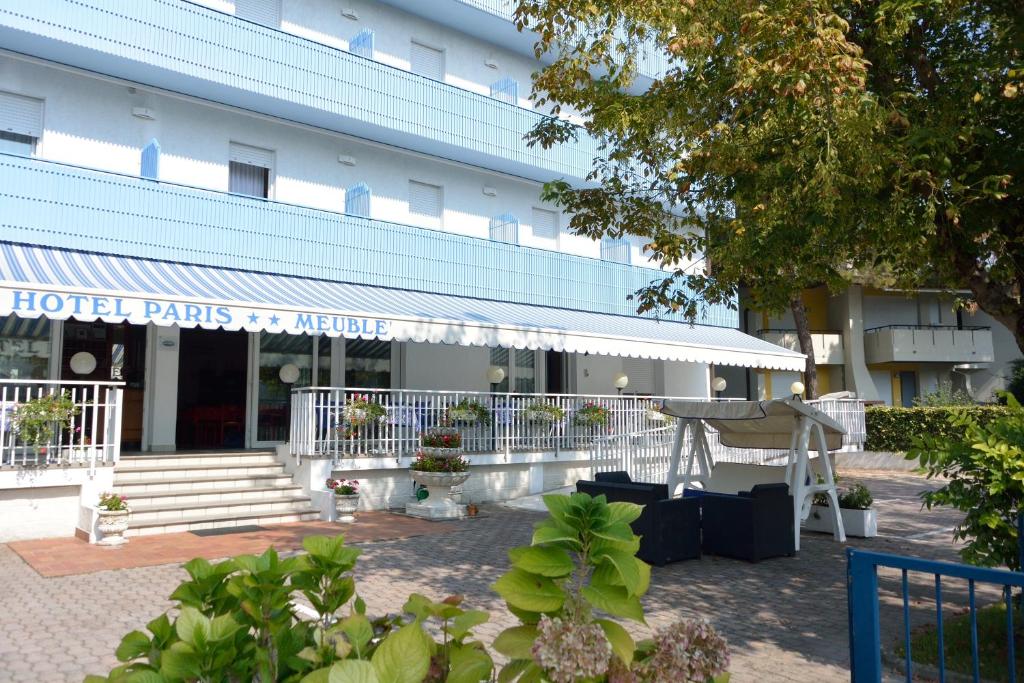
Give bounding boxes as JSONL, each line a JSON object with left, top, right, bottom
{"left": 572, "top": 402, "right": 611, "bottom": 427}
{"left": 12, "top": 391, "right": 78, "bottom": 459}
{"left": 523, "top": 402, "right": 565, "bottom": 424}
{"left": 341, "top": 394, "right": 386, "bottom": 427}
{"left": 446, "top": 399, "right": 492, "bottom": 426}
{"left": 96, "top": 492, "right": 130, "bottom": 546}
{"left": 326, "top": 478, "right": 360, "bottom": 523}
{"left": 645, "top": 402, "right": 667, "bottom": 422}
{"left": 420, "top": 426, "right": 462, "bottom": 457}
{"left": 804, "top": 481, "right": 877, "bottom": 537}
{"left": 406, "top": 451, "right": 472, "bottom": 520}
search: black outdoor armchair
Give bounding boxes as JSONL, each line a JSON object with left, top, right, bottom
{"left": 699, "top": 483, "right": 795, "bottom": 562}
{"left": 576, "top": 471, "right": 701, "bottom": 566}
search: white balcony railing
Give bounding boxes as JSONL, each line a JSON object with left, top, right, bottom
{"left": 0, "top": 379, "right": 124, "bottom": 471}
{"left": 290, "top": 388, "right": 866, "bottom": 464}
{"left": 863, "top": 325, "right": 995, "bottom": 364}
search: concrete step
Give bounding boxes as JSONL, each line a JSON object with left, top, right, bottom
{"left": 114, "top": 472, "right": 296, "bottom": 495}
{"left": 117, "top": 451, "right": 278, "bottom": 469}
{"left": 124, "top": 484, "right": 305, "bottom": 508}
{"left": 125, "top": 507, "right": 321, "bottom": 537}
{"left": 129, "top": 495, "right": 314, "bottom": 524}
{"left": 114, "top": 462, "right": 285, "bottom": 483}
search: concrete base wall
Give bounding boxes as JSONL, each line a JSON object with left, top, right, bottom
{"left": 0, "top": 465, "right": 115, "bottom": 542}
{"left": 835, "top": 451, "right": 920, "bottom": 472}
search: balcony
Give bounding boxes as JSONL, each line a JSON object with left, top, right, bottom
{"left": 0, "top": 154, "right": 737, "bottom": 325}
{"left": 863, "top": 325, "right": 994, "bottom": 365}
{"left": 755, "top": 329, "right": 844, "bottom": 365}
{"left": 378, "top": 0, "right": 671, "bottom": 87}
{"left": 0, "top": 0, "right": 598, "bottom": 184}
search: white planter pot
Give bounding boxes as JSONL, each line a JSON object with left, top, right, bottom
{"left": 803, "top": 504, "right": 877, "bottom": 538}
{"left": 406, "top": 470, "right": 471, "bottom": 520}
{"left": 96, "top": 509, "right": 130, "bottom": 546}
{"left": 420, "top": 446, "right": 462, "bottom": 458}
{"left": 334, "top": 494, "right": 360, "bottom": 523}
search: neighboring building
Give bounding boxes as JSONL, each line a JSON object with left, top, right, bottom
{"left": 735, "top": 285, "right": 1022, "bottom": 406}
{"left": 0, "top": 1, "right": 806, "bottom": 539}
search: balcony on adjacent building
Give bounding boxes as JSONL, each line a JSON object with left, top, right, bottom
{"left": 0, "top": 0, "right": 599, "bottom": 184}
{"left": 863, "top": 325, "right": 994, "bottom": 365}
{"left": 0, "top": 153, "right": 737, "bottom": 326}
{"left": 755, "top": 329, "right": 844, "bottom": 365}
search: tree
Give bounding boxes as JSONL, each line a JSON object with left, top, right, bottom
{"left": 515, "top": 0, "right": 1024, "bottom": 364}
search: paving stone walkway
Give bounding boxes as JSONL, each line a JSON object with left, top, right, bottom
{"left": 0, "top": 471, "right": 971, "bottom": 682}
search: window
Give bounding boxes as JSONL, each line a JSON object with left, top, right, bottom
{"left": 409, "top": 180, "right": 443, "bottom": 228}
{"left": 489, "top": 77, "right": 518, "bottom": 104}
{"left": 0, "top": 314, "right": 50, "bottom": 379}
{"left": 228, "top": 143, "right": 274, "bottom": 198}
{"left": 600, "top": 236, "right": 631, "bottom": 264}
{"left": 350, "top": 29, "right": 374, "bottom": 59}
{"left": 514, "top": 349, "right": 536, "bottom": 393}
{"left": 0, "top": 91, "right": 42, "bottom": 156}
{"left": 489, "top": 213, "right": 519, "bottom": 244}
{"left": 489, "top": 347, "right": 509, "bottom": 393}
{"left": 410, "top": 41, "right": 444, "bottom": 80}
{"left": 345, "top": 182, "right": 371, "bottom": 218}
{"left": 531, "top": 207, "right": 559, "bottom": 241}
{"left": 234, "top": 0, "right": 280, "bottom": 27}
{"left": 346, "top": 339, "right": 391, "bottom": 389}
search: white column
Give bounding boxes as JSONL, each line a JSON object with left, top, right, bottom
{"left": 839, "top": 285, "right": 880, "bottom": 401}
{"left": 143, "top": 325, "right": 180, "bottom": 451}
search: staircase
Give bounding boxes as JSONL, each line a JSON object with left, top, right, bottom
{"left": 114, "top": 450, "right": 320, "bottom": 536}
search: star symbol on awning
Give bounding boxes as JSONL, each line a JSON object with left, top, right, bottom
{"left": 247, "top": 313, "right": 259, "bottom": 324}
{"left": 269, "top": 314, "right": 280, "bottom": 326}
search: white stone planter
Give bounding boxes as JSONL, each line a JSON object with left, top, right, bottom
{"left": 334, "top": 494, "right": 360, "bottom": 523}
{"left": 803, "top": 504, "right": 877, "bottom": 538}
{"left": 419, "top": 446, "right": 462, "bottom": 458}
{"left": 406, "top": 470, "right": 471, "bottom": 520}
{"left": 96, "top": 509, "right": 130, "bottom": 546}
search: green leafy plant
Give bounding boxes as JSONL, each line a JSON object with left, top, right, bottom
{"left": 411, "top": 452, "right": 470, "bottom": 473}
{"left": 447, "top": 400, "right": 492, "bottom": 426}
{"left": 98, "top": 492, "right": 129, "bottom": 512}
{"left": 866, "top": 405, "right": 1012, "bottom": 452}
{"left": 86, "top": 535, "right": 494, "bottom": 683}
{"left": 342, "top": 394, "right": 387, "bottom": 427}
{"left": 523, "top": 402, "right": 565, "bottom": 424}
{"left": 12, "top": 391, "right": 78, "bottom": 447}
{"left": 1007, "top": 359, "right": 1024, "bottom": 404}
{"left": 908, "top": 393, "right": 1024, "bottom": 570}
{"left": 838, "top": 484, "right": 873, "bottom": 511}
{"left": 572, "top": 402, "right": 611, "bottom": 427}
{"left": 913, "top": 381, "right": 976, "bottom": 407}
{"left": 492, "top": 492, "right": 730, "bottom": 682}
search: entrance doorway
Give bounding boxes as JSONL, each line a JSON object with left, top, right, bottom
{"left": 176, "top": 329, "right": 248, "bottom": 449}
{"left": 61, "top": 320, "right": 147, "bottom": 450}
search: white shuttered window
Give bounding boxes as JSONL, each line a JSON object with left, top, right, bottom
{"left": 0, "top": 91, "right": 42, "bottom": 155}
{"left": 409, "top": 180, "right": 443, "bottom": 228}
{"left": 229, "top": 143, "right": 274, "bottom": 199}
{"left": 622, "top": 357, "right": 655, "bottom": 395}
{"left": 410, "top": 42, "right": 444, "bottom": 80}
{"left": 531, "top": 208, "right": 559, "bottom": 241}
{"left": 235, "top": 0, "right": 280, "bottom": 27}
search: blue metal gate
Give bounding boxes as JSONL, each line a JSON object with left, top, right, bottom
{"left": 848, "top": 547, "right": 1024, "bottom": 681}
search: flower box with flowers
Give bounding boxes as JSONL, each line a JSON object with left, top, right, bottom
{"left": 523, "top": 402, "right": 565, "bottom": 424}
{"left": 326, "top": 478, "right": 360, "bottom": 523}
{"left": 420, "top": 427, "right": 462, "bottom": 457}
{"left": 572, "top": 402, "right": 611, "bottom": 427}
{"left": 341, "top": 395, "right": 386, "bottom": 427}
{"left": 407, "top": 452, "right": 471, "bottom": 520}
{"left": 446, "top": 399, "right": 492, "bottom": 427}
{"left": 96, "top": 492, "right": 130, "bottom": 546}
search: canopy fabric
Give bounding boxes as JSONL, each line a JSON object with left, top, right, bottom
{"left": 659, "top": 397, "right": 846, "bottom": 450}
{"left": 0, "top": 242, "right": 806, "bottom": 370}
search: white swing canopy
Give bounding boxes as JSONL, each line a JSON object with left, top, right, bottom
{"left": 658, "top": 397, "right": 846, "bottom": 450}
{"left": 658, "top": 397, "right": 849, "bottom": 552}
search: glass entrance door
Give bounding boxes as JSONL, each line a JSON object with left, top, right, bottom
{"left": 252, "top": 333, "right": 331, "bottom": 445}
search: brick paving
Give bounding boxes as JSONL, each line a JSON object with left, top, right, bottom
{"left": 0, "top": 471, "right": 975, "bottom": 682}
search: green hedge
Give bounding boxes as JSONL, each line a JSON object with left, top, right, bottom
{"left": 865, "top": 405, "right": 1013, "bottom": 452}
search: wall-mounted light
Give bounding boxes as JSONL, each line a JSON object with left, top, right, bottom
{"left": 69, "top": 351, "right": 97, "bottom": 375}
{"left": 341, "top": 8, "right": 359, "bottom": 19}
{"left": 131, "top": 107, "right": 156, "bottom": 120}
{"left": 614, "top": 372, "right": 629, "bottom": 395}
{"left": 338, "top": 154, "right": 357, "bottom": 166}
{"left": 159, "top": 337, "right": 176, "bottom": 348}
{"left": 279, "top": 363, "right": 301, "bottom": 384}
{"left": 711, "top": 377, "right": 727, "bottom": 393}
{"left": 482, "top": 185, "right": 498, "bottom": 197}
{"left": 484, "top": 57, "right": 499, "bottom": 70}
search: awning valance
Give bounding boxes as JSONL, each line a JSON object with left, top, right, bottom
{"left": 0, "top": 242, "right": 806, "bottom": 371}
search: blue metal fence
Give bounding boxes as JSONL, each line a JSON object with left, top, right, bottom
{"left": 0, "top": 153, "right": 737, "bottom": 326}
{"left": 848, "top": 547, "right": 1024, "bottom": 682}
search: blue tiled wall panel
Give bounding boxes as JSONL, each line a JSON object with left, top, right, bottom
{"left": 0, "top": 155, "right": 737, "bottom": 326}
{"left": 0, "top": 0, "right": 599, "bottom": 183}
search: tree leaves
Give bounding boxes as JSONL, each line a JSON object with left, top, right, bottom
{"left": 370, "top": 623, "right": 430, "bottom": 683}
{"left": 507, "top": 546, "right": 574, "bottom": 578}
{"left": 491, "top": 568, "right": 566, "bottom": 613}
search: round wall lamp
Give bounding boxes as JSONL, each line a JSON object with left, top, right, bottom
{"left": 279, "top": 363, "right": 301, "bottom": 384}
{"left": 613, "top": 372, "right": 629, "bottom": 394}
{"left": 487, "top": 365, "right": 506, "bottom": 385}
{"left": 790, "top": 381, "right": 806, "bottom": 397}
{"left": 69, "top": 351, "right": 97, "bottom": 375}
{"left": 711, "top": 377, "right": 727, "bottom": 393}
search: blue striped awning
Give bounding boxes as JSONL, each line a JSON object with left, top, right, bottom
{"left": 0, "top": 242, "right": 805, "bottom": 370}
